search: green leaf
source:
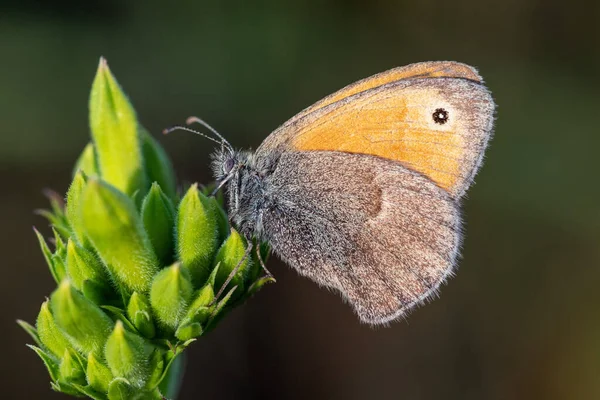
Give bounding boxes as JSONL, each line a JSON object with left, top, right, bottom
{"left": 127, "top": 292, "right": 156, "bottom": 339}
{"left": 213, "top": 229, "right": 250, "bottom": 293}
{"left": 70, "top": 384, "right": 108, "bottom": 400}
{"left": 73, "top": 142, "right": 100, "bottom": 178}
{"left": 157, "top": 351, "right": 185, "bottom": 399}
{"left": 140, "top": 128, "right": 177, "bottom": 202}
{"left": 81, "top": 178, "right": 159, "bottom": 293}
{"left": 17, "top": 319, "right": 41, "bottom": 347}
{"left": 50, "top": 280, "right": 114, "bottom": 355}
{"left": 177, "top": 184, "right": 219, "bottom": 287}
{"left": 36, "top": 300, "right": 71, "bottom": 358}
{"left": 34, "top": 228, "right": 65, "bottom": 283}
{"left": 87, "top": 352, "right": 114, "bottom": 394}
{"left": 27, "top": 345, "right": 60, "bottom": 382}
{"left": 66, "top": 239, "right": 109, "bottom": 302}
{"left": 89, "top": 57, "right": 147, "bottom": 197}
{"left": 141, "top": 183, "right": 175, "bottom": 266}
{"left": 105, "top": 321, "right": 153, "bottom": 388}
{"left": 150, "top": 263, "right": 193, "bottom": 332}
{"left": 66, "top": 170, "right": 92, "bottom": 248}
{"left": 59, "top": 348, "right": 86, "bottom": 384}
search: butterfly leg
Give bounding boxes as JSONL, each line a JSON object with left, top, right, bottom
{"left": 255, "top": 243, "right": 274, "bottom": 279}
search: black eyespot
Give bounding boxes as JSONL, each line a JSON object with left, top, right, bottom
{"left": 432, "top": 108, "right": 449, "bottom": 124}
{"left": 224, "top": 158, "right": 235, "bottom": 173}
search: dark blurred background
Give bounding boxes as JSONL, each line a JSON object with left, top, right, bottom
{"left": 2, "top": 1, "right": 600, "bottom": 399}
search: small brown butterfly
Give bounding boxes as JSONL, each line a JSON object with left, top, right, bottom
{"left": 176, "top": 61, "right": 495, "bottom": 324}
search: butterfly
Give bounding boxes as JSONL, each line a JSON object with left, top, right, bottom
{"left": 169, "top": 61, "right": 495, "bottom": 325}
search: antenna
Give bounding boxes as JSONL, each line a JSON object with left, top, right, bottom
{"left": 186, "top": 116, "right": 233, "bottom": 151}
{"left": 162, "top": 125, "right": 223, "bottom": 147}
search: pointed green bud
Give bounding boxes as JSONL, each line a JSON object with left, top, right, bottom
{"left": 177, "top": 184, "right": 219, "bottom": 287}
{"left": 89, "top": 57, "right": 147, "bottom": 197}
{"left": 105, "top": 321, "right": 153, "bottom": 388}
{"left": 213, "top": 229, "right": 250, "bottom": 292}
{"left": 141, "top": 129, "right": 177, "bottom": 201}
{"left": 127, "top": 292, "right": 155, "bottom": 339}
{"left": 175, "top": 320, "right": 203, "bottom": 341}
{"left": 66, "top": 239, "right": 109, "bottom": 300}
{"left": 87, "top": 352, "right": 113, "bottom": 394}
{"left": 74, "top": 142, "right": 100, "bottom": 177}
{"left": 81, "top": 178, "right": 159, "bottom": 292}
{"left": 207, "top": 196, "right": 230, "bottom": 242}
{"left": 34, "top": 228, "right": 65, "bottom": 283}
{"left": 50, "top": 280, "right": 113, "bottom": 354}
{"left": 107, "top": 377, "right": 134, "bottom": 400}
{"left": 53, "top": 227, "right": 67, "bottom": 257}
{"left": 185, "top": 284, "right": 215, "bottom": 324}
{"left": 150, "top": 263, "right": 193, "bottom": 331}
{"left": 36, "top": 301, "right": 71, "bottom": 358}
{"left": 66, "top": 170, "right": 92, "bottom": 248}
{"left": 142, "top": 183, "right": 175, "bottom": 266}
{"left": 59, "top": 349, "right": 86, "bottom": 384}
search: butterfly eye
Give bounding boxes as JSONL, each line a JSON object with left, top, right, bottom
{"left": 432, "top": 108, "right": 449, "bottom": 125}
{"left": 224, "top": 158, "right": 235, "bottom": 174}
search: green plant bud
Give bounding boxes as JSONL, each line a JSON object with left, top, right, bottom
{"left": 186, "top": 283, "right": 215, "bottom": 324}
{"left": 175, "top": 320, "right": 203, "bottom": 341}
{"left": 53, "top": 227, "right": 67, "bottom": 257}
{"left": 177, "top": 184, "right": 219, "bottom": 287}
{"left": 66, "top": 239, "right": 108, "bottom": 297}
{"left": 207, "top": 196, "right": 230, "bottom": 241}
{"left": 127, "top": 292, "right": 156, "bottom": 339}
{"left": 105, "top": 321, "right": 153, "bottom": 388}
{"left": 213, "top": 229, "right": 250, "bottom": 293}
{"left": 74, "top": 142, "right": 100, "bottom": 178}
{"left": 107, "top": 377, "right": 134, "bottom": 400}
{"left": 59, "top": 349, "right": 86, "bottom": 384}
{"left": 37, "top": 190, "right": 71, "bottom": 239}
{"left": 141, "top": 129, "right": 177, "bottom": 202}
{"left": 50, "top": 280, "right": 113, "bottom": 355}
{"left": 87, "top": 352, "right": 113, "bottom": 394}
{"left": 66, "top": 170, "right": 92, "bottom": 248}
{"left": 141, "top": 183, "right": 175, "bottom": 266}
{"left": 89, "top": 57, "right": 147, "bottom": 197}
{"left": 150, "top": 264, "right": 193, "bottom": 332}
{"left": 34, "top": 228, "right": 65, "bottom": 283}
{"left": 81, "top": 178, "right": 159, "bottom": 293}
{"left": 36, "top": 301, "right": 71, "bottom": 358}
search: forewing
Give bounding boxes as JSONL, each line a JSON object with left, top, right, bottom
{"left": 257, "top": 63, "right": 494, "bottom": 198}
{"left": 261, "top": 151, "right": 461, "bottom": 324}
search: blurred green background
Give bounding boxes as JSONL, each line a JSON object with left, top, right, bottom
{"left": 2, "top": 1, "right": 599, "bottom": 399}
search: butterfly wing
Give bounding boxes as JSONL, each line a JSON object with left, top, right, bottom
{"left": 256, "top": 62, "right": 494, "bottom": 198}
{"left": 261, "top": 151, "right": 461, "bottom": 324}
